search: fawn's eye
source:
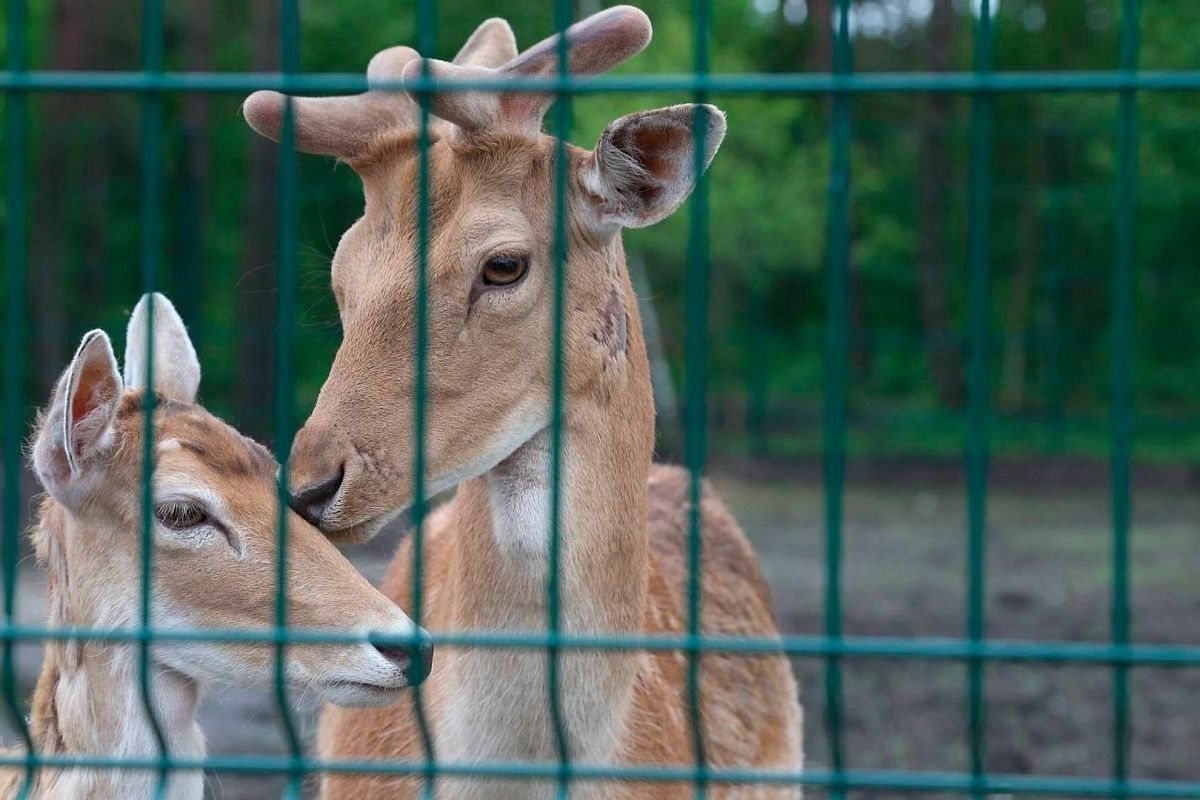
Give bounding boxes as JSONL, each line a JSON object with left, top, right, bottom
{"left": 154, "top": 501, "right": 209, "bottom": 530}
{"left": 481, "top": 253, "right": 529, "bottom": 287}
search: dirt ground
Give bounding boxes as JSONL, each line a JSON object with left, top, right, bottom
{"left": 2, "top": 463, "right": 1197, "bottom": 799}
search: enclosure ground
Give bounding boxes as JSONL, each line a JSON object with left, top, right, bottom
{"left": 2, "top": 462, "right": 1196, "bottom": 799}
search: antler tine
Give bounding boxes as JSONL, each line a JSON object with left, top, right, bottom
{"left": 402, "top": 5, "right": 652, "bottom": 138}
{"left": 454, "top": 18, "right": 518, "bottom": 68}
{"left": 243, "top": 90, "right": 412, "bottom": 158}
{"left": 368, "top": 46, "right": 422, "bottom": 83}
{"left": 243, "top": 45, "right": 420, "bottom": 159}
{"left": 243, "top": 16, "right": 520, "bottom": 157}
{"left": 506, "top": 5, "right": 651, "bottom": 79}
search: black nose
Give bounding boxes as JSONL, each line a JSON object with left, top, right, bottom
{"left": 374, "top": 640, "right": 434, "bottom": 687}
{"left": 288, "top": 468, "right": 343, "bottom": 527}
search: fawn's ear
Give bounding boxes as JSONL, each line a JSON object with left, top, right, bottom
{"left": 32, "top": 330, "right": 124, "bottom": 501}
{"left": 124, "top": 293, "right": 201, "bottom": 405}
{"left": 582, "top": 104, "right": 726, "bottom": 235}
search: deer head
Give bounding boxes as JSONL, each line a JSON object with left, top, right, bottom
{"left": 243, "top": 7, "right": 725, "bottom": 542}
{"left": 30, "top": 294, "right": 432, "bottom": 705}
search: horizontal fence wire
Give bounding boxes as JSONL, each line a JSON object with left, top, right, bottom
{"left": 0, "top": 754, "right": 1197, "bottom": 798}
{"left": 2, "top": 626, "right": 1199, "bottom": 664}
{"left": 6, "top": 71, "right": 1200, "bottom": 93}
{"left": 2, "top": 1, "right": 1200, "bottom": 796}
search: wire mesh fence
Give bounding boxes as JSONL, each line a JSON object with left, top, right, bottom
{"left": 2, "top": 0, "right": 1200, "bottom": 797}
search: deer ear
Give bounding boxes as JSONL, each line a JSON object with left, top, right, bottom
{"left": 583, "top": 104, "right": 726, "bottom": 234}
{"left": 32, "top": 330, "right": 123, "bottom": 501}
{"left": 124, "top": 293, "right": 201, "bottom": 405}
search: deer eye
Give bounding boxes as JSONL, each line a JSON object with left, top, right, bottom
{"left": 154, "top": 501, "right": 209, "bottom": 530}
{"left": 481, "top": 253, "right": 529, "bottom": 287}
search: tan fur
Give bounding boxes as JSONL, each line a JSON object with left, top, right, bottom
{"left": 1, "top": 316, "right": 420, "bottom": 798}
{"left": 243, "top": 9, "right": 803, "bottom": 797}
{"left": 318, "top": 466, "right": 802, "bottom": 799}
{"left": 291, "top": 134, "right": 802, "bottom": 799}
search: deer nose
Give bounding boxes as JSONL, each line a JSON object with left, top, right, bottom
{"left": 374, "top": 640, "right": 435, "bottom": 687}
{"left": 288, "top": 467, "right": 344, "bottom": 527}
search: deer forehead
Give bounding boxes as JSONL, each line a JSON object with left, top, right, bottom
{"left": 112, "top": 403, "right": 277, "bottom": 507}
{"left": 337, "top": 139, "right": 590, "bottom": 303}
{"left": 357, "top": 134, "right": 558, "bottom": 228}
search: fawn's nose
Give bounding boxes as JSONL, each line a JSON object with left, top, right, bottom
{"left": 289, "top": 467, "right": 343, "bottom": 528}
{"left": 374, "top": 641, "right": 435, "bottom": 687}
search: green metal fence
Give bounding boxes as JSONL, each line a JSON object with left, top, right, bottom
{"left": 2, "top": 0, "right": 1200, "bottom": 797}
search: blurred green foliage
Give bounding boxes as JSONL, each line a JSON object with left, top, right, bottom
{"left": 2, "top": 0, "right": 1199, "bottom": 462}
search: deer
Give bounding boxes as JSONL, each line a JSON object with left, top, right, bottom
{"left": 243, "top": 6, "right": 802, "bottom": 798}
{"left": 0, "top": 293, "right": 433, "bottom": 800}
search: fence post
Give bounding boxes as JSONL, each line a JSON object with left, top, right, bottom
{"left": 822, "top": 1, "right": 853, "bottom": 796}
{"left": 271, "top": 1, "right": 305, "bottom": 795}
{"left": 410, "top": 2, "right": 439, "bottom": 796}
{"left": 965, "top": 0, "right": 996, "bottom": 794}
{"left": 1111, "top": 0, "right": 1141, "bottom": 794}
{"left": 2, "top": 1, "right": 34, "bottom": 795}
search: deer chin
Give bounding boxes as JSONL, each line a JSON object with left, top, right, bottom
{"left": 316, "top": 678, "right": 408, "bottom": 708}
{"left": 322, "top": 416, "right": 551, "bottom": 544}
{"left": 321, "top": 506, "right": 404, "bottom": 545}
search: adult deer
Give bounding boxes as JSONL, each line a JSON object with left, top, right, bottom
{"left": 244, "top": 7, "right": 802, "bottom": 798}
{"left": 2, "top": 294, "right": 429, "bottom": 799}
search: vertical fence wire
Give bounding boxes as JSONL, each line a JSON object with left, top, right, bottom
{"left": 547, "top": 2, "right": 574, "bottom": 797}
{"left": 965, "top": 1, "right": 995, "bottom": 796}
{"left": 0, "top": 4, "right": 1194, "bottom": 796}
{"left": 272, "top": 0, "right": 305, "bottom": 796}
{"left": 1111, "top": 0, "right": 1140, "bottom": 795}
{"left": 2, "top": 0, "right": 33, "bottom": 795}
{"left": 685, "top": 0, "right": 713, "bottom": 795}
{"left": 822, "top": 0, "right": 853, "bottom": 795}
{"left": 410, "top": 0, "right": 438, "bottom": 793}
{"left": 138, "top": 1, "right": 170, "bottom": 795}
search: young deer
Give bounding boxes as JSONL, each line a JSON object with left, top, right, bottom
{"left": 244, "top": 7, "right": 802, "bottom": 797}
{"left": 0, "top": 294, "right": 431, "bottom": 800}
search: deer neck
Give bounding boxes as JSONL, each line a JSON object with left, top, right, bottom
{"left": 454, "top": 263, "right": 654, "bottom": 631}
{"left": 438, "top": 264, "right": 656, "bottom": 768}
{"left": 28, "top": 513, "right": 206, "bottom": 800}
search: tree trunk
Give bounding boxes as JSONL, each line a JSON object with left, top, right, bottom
{"left": 237, "top": 0, "right": 280, "bottom": 441}
{"left": 916, "top": 0, "right": 965, "bottom": 408}
{"left": 31, "top": 0, "right": 135, "bottom": 393}
{"left": 1001, "top": 152, "right": 1044, "bottom": 412}
{"left": 176, "top": 0, "right": 213, "bottom": 337}
{"left": 30, "top": 1, "right": 86, "bottom": 394}
{"left": 807, "top": 0, "right": 832, "bottom": 72}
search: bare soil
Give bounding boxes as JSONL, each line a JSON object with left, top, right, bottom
{"left": 2, "top": 464, "right": 1197, "bottom": 798}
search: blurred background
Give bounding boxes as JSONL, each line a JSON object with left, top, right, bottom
{"left": 1, "top": 0, "right": 1199, "bottom": 798}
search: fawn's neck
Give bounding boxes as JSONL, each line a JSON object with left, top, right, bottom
{"left": 437, "top": 267, "right": 656, "bottom": 769}
{"left": 28, "top": 513, "right": 206, "bottom": 799}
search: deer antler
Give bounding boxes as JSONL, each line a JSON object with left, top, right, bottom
{"left": 242, "top": 17, "right": 518, "bottom": 158}
{"left": 402, "top": 6, "right": 652, "bottom": 139}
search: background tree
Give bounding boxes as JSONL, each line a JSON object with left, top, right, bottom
{"left": 4, "top": 0, "right": 1199, "bottom": 461}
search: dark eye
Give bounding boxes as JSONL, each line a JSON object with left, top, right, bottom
{"left": 481, "top": 253, "right": 529, "bottom": 287}
{"left": 154, "top": 501, "right": 209, "bottom": 530}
